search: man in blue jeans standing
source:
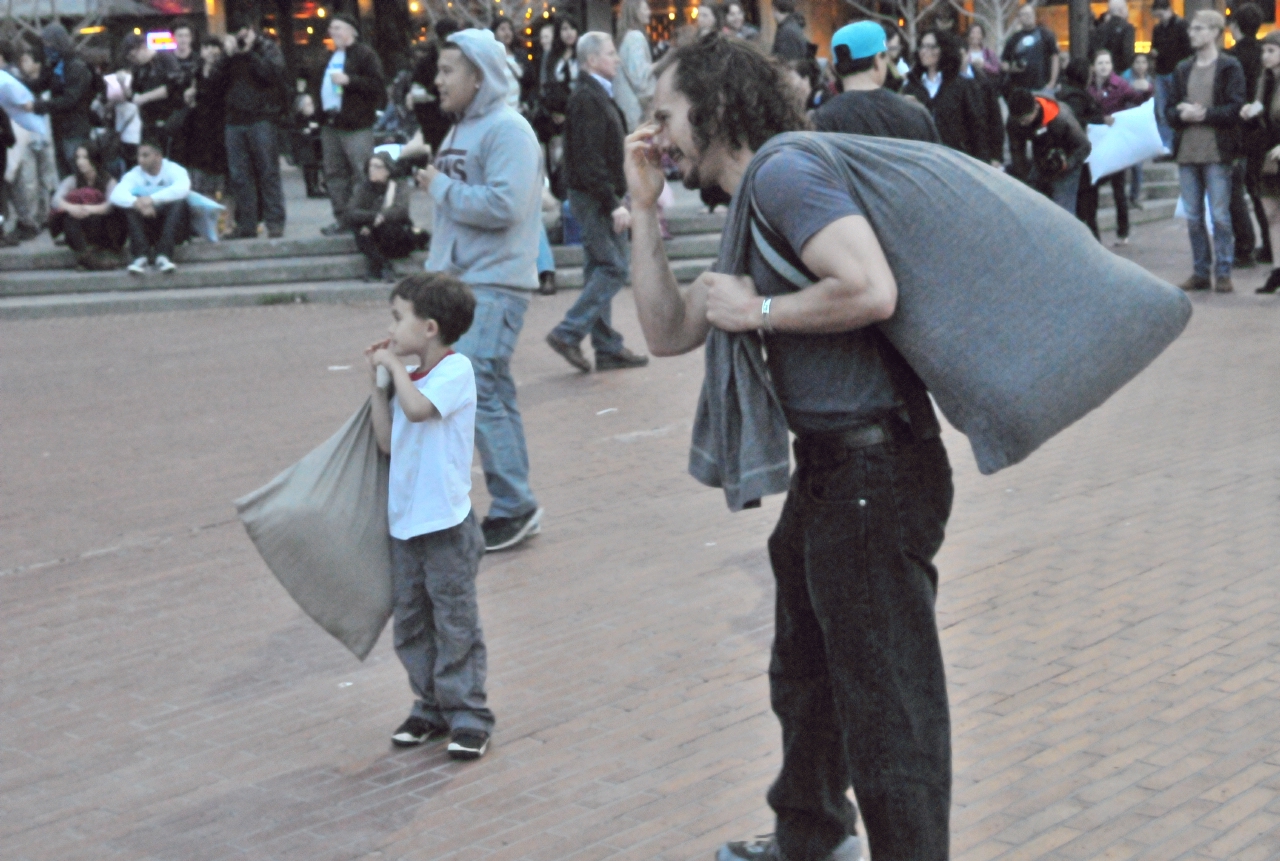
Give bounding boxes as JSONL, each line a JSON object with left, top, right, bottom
{"left": 545, "top": 32, "right": 649, "bottom": 374}
{"left": 415, "top": 28, "right": 544, "bottom": 552}
{"left": 1166, "top": 9, "right": 1245, "bottom": 294}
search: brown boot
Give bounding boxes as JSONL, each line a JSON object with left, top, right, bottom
{"left": 1179, "top": 275, "right": 1211, "bottom": 291}
{"left": 1213, "top": 277, "right": 1234, "bottom": 293}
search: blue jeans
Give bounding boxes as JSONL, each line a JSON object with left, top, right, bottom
{"left": 453, "top": 286, "right": 539, "bottom": 520}
{"left": 1179, "top": 163, "right": 1234, "bottom": 279}
{"left": 224, "top": 120, "right": 286, "bottom": 233}
{"left": 768, "top": 431, "right": 954, "bottom": 861}
{"left": 550, "top": 189, "right": 629, "bottom": 355}
{"left": 1034, "top": 164, "right": 1082, "bottom": 216}
{"left": 1154, "top": 74, "right": 1175, "bottom": 152}
{"left": 537, "top": 222, "right": 555, "bottom": 274}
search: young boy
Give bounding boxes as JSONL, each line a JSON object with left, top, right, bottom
{"left": 365, "top": 272, "right": 493, "bottom": 760}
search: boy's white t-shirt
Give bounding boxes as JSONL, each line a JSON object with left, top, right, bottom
{"left": 388, "top": 352, "right": 476, "bottom": 540}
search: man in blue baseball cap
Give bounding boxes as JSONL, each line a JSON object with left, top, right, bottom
{"left": 813, "top": 20, "right": 940, "bottom": 143}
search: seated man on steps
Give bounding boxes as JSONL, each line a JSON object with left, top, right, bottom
{"left": 110, "top": 139, "right": 191, "bottom": 275}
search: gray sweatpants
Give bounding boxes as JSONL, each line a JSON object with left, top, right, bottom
{"left": 389, "top": 510, "right": 494, "bottom": 734}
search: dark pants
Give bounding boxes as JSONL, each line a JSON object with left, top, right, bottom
{"left": 1077, "top": 165, "right": 1129, "bottom": 240}
{"left": 550, "top": 189, "right": 629, "bottom": 355}
{"left": 354, "top": 221, "right": 417, "bottom": 274}
{"left": 321, "top": 125, "right": 375, "bottom": 220}
{"left": 224, "top": 120, "right": 286, "bottom": 235}
{"left": 126, "top": 200, "right": 188, "bottom": 261}
{"left": 767, "top": 429, "right": 954, "bottom": 861}
{"left": 1245, "top": 155, "right": 1273, "bottom": 261}
{"left": 1230, "top": 157, "right": 1257, "bottom": 259}
{"left": 61, "top": 211, "right": 126, "bottom": 254}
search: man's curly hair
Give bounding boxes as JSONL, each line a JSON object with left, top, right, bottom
{"left": 657, "top": 32, "right": 809, "bottom": 154}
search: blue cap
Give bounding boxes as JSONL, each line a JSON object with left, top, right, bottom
{"left": 831, "top": 21, "right": 887, "bottom": 61}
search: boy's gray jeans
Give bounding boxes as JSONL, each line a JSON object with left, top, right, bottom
{"left": 390, "top": 511, "right": 495, "bottom": 734}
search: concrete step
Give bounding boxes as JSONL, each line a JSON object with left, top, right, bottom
{"left": 0, "top": 206, "right": 726, "bottom": 274}
{"left": 552, "top": 233, "right": 721, "bottom": 269}
{"left": 1096, "top": 197, "right": 1177, "bottom": 233}
{"left": 0, "top": 255, "right": 368, "bottom": 298}
{"left": 555, "top": 257, "right": 715, "bottom": 291}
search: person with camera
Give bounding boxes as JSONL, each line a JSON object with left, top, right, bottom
{"left": 210, "top": 19, "right": 287, "bottom": 239}
{"left": 1006, "top": 87, "right": 1092, "bottom": 214}
{"left": 1001, "top": 2, "right": 1059, "bottom": 94}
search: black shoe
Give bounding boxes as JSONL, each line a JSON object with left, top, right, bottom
{"left": 1258, "top": 250, "right": 1274, "bottom": 265}
{"left": 1235, "top": 250, "right": 1255, "bottom": 269}
{"left": 267, "top": 226, "right": 285, "bottom": 239}
{"left": 13, "top": 223, "right": 40, "bottom": 242}
{"left": 413, "top": 228, "right": 430, "bottom": 250}
{"left": 481, "top": 507, "right": 542, "bottom": 552}
{"left": 446, "top": 729, "right": 490, "bottom": 760}
{"left": 1257, "top": 269, "right": 1280, "bottom": 294}
{"left": 716, "top": 835, "right": 864, "bottom": 861}
{"left": 595, "top": 347, "right": 649, "bottom": 371}
{"left": 546, "top": 333, "right": 591, "bottom": 372}
{"left": 391, "top": 716, "right": 448, "bottom": 747}
{"left": 537, "top": 271, "right": 557, "bottom": 295}
{"left": 321, "top": 222, "right": 348, "bottom": 236}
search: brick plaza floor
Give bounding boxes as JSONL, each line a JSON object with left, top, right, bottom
{"left": 3, "top": 216, "right": 1280, "bottom": 860}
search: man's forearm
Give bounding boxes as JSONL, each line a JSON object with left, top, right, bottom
{"left": 629, "top": 206, "right": 701, "bottom": 356}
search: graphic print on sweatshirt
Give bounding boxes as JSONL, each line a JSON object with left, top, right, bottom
{"left": 435, "top": 147, "right": 469, "bottom": 182}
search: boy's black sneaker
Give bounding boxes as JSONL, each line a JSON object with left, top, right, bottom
{"left": 481, "top": 507, "right": 542, "bottom": 552}
{"left": 447, "top": 729, "right": 490, "bottom": 760}
{"left": 391, "top": 716, "right": 448, "bottom": 747}
{"left": 716, "top": 835, "right": 864, "bottom": 861}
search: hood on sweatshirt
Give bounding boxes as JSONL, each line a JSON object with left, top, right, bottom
{"left": 41, "top": 23, "right": 73, "bottom": 61}
{"left": 445, "top": 28, "right": 511, "bottom": 121}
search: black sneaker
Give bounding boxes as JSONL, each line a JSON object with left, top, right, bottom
{"left": 716, "top": 835, "right": 864, "bottom": 861}
{"left": 447, "top": 729, "right": 490, "bottom": 760}
{"left": 595, "top": 347, "right": 649, "bottom": 371}
{"left": 391, "top": 716, "right": 448, "bottom": 747}
{"left": 481, "top": 507, "right": 542, "bottom": 552}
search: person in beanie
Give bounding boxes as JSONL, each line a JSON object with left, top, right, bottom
{"left": 212, "top": 19, "right": 287, "bottom": 238}
{"left": 319, "top": 14, "right": 386, "bottom": 236}
{"left": 31, "top": 24, "right": 95, "bottom": 176}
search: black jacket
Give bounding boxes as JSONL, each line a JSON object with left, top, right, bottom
{"left": 901, "top": 73, "right": 990, "bottom": 161}
{"left": 1090, "top": 13, "right": 1135, "bottom": 74}
{"left": 1151, "top": 16, "right": 1192, "bottom": 77}
{"left": 325, "top": 42, "right": 385, "bottom": 130}
{"left": 213, "top": 37, "right": 286, "bottom": 125}
{"left": 1007, "top": 98, "right": 1091, "bottom": 183}
{"left": 1165, "top": 55, "right": 1247, "bottom": 163}
{"left": 565, "top": 75, "right": 627, "bottom": 213}
{"left": 1228, "top": 36, "right": 1262, "bottom": 102}
{"left": 32, "top": 55, "right": 96, "bottom": 140}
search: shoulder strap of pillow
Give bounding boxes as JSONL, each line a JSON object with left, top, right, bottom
{"left": 748, "top": 193, "right": 819, "bottom": 291}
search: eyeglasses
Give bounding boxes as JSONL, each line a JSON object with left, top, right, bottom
{"left": 919, "top": 43, "right": 940, "bottom": 50}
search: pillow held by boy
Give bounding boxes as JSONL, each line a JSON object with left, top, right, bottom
{"left": 365, "top": 273, "right": 495, "bottom": 760}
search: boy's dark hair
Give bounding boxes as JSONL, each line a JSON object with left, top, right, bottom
{"left": 1007, "top": 87, "right": 1037, "bottom": 118}
{"left": 392, "top": 273, "right": 476, "bottom": 344}
{"left": 656, "top": 33, "right": 808, "bottom": 154}
{"left": 172, "top": 18, "right": 196, "bottom": 36}
{"left": 833, "top": 45, "right": 876, "bottom": 78}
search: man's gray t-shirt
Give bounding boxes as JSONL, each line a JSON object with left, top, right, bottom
{"left": 749, "top": 149, "right": 900, "bottom": 432}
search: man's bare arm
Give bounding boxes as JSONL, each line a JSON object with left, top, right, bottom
{"left": 706, "top": 215, "right": 897, "bottom": 334}
{"left": 625, "top": 124, "right": 711, "bottom": 356}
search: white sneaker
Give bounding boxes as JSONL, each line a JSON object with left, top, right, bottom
{"left": 127, "top": 257, "right": 148, "bottom": 274}
{"left": 155, "top": 255, "right": 176, "bottom": 273}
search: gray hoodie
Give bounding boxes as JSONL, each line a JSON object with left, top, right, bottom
{"left": 425, "top": 29, "right": 542, "bottom": 290}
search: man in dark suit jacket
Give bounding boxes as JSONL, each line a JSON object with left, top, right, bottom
{"left": 545, "top": 32, "right": 648, "bottom": 373}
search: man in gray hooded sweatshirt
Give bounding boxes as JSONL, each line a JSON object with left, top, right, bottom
{"left": 415, "top": 29, "right": 545, "bottom": 552}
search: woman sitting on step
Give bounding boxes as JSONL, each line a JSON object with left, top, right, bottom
{"left": 341, "top": 152, "right": 422, "bottom": 282}
{"left": 50, "top": 141, "right": 128, "bottom": 270}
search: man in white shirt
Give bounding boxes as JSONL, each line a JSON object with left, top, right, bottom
{"left": 109, "top": 140, "right": 191, "bottom": 274}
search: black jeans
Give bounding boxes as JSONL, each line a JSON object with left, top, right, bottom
{"left": 126, "top": 201, "right": 188, "bottom": 262}
{"left": 225, "top": 120, "right": 286, "bottom": 234}
{"left": 62, "top": 211, "right": 126, "bottom": 254}
{"left": 1076, "top": 164, "right": 1129, "bottom": 240}
{"left": 354, "top": 221, "right": 417, "bottom": 274}
{"left": 767, "top": 429, "right": 954, "bottom": 861}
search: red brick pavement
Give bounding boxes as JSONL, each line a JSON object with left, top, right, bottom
{"left": 3, "top": 217, "right": 1280, "bottom": 860}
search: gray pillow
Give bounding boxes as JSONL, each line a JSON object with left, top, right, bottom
{"left": 235, "top": 400, "right": 393, "bottom": 659}
{"left": 738, "top": 134, "right": 1193, "bottom": 474}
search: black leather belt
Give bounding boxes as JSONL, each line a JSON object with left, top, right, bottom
{"left": 797, "top": 409, "right": 938, "bottom": 460}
